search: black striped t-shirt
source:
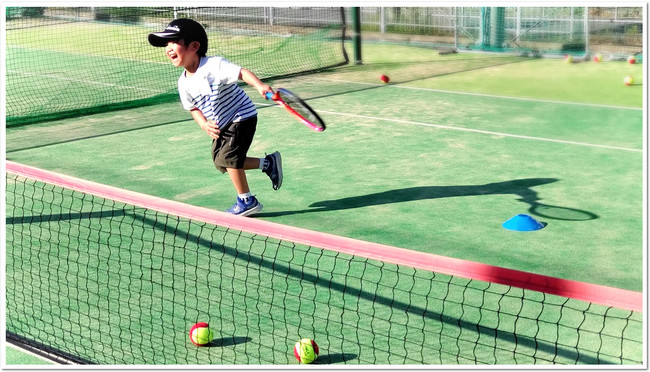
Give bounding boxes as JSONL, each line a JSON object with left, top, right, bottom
{"left": 178, "top": 56, "right": 257, "bottom": 129}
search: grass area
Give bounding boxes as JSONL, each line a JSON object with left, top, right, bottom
{"left": 7, "top": 42, "right": 643, "bottom": 289}
{"left": 5, "top": 41, "right": 644, "bottom": 365}
{"left": 5, "top": 345, "right": 54, "bottom": 365}
{"left": 339, "top": 43, "right": 643, "bottom": 108}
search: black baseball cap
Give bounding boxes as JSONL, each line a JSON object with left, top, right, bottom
{"left": 148, "top": 19, "right": 208, "bottom": 55}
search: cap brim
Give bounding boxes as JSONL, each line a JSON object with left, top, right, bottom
{"left": 148, "top": 31, "right": 180, "bottom": 47}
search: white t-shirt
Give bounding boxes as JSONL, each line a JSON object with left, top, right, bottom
{"left": 178, "top": 56, "right": 257, "bottom": 129}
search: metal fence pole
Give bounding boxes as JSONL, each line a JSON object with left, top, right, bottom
{"left": 352, "top": 7, "right": 362, "bottom": 64}
{"left": 515, "top": 7, "right": 521, "bottom": 44}
{"left": 454, "top": 7, "right": 458, "bottom": 49}
{"left": 584, "top": 6, "right": 590, "bottom": 55}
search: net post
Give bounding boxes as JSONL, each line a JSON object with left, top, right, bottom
{"left": 351, "top": 7, "right": 362, "bottom": 64}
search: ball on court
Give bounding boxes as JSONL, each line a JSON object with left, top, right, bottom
{"left": 294, "top": 338, "right": 319, "bottom": 364}
{"left": 189, "top": 322, "right": 213, "bottom": 346}
{"left": 564, "top": 54, "right": 573, "bottom": 63}
{"left": 624, "top": 76, "right": 634, "bottom": 86}
{"left": 593, "top": 53, "right": 603, "bottom": 62}
{"left": 628, "top": 55, "right": 636, "bottom": 64}
{"left": 380, "top": 74, "right": 390, "bottom": 83}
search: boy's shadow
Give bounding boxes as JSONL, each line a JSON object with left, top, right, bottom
{"left": 257, "top": 178, "right": 598, "bottom": 221}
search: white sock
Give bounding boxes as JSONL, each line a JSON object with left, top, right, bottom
{"left": 238, "top": 192, "right": 252, "bottom": 201}
{"left": 260, "top": 158, "right": 268, "bottom": 171}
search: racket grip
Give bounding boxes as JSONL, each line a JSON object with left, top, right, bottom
{"left": 265, "top": 92, "right": 274, "bottom": 100}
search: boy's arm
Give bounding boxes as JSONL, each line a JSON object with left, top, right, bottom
{"left": 240, "top": 68, "right": 273, "bottom": 97}
{"left": 191, "top": 108, "right": 220, "bottom": 140}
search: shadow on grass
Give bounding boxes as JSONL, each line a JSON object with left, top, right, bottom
{"left": 257, "top": 178, "right": 598, "bottom": 221}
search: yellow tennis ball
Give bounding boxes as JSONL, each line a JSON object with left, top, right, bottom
{"left": 593, "top": 53, "right": 603, "bottom": 62}
{"left": 189, "top": 322, "right": 214, "bottom": 346}
{"left": 294, "top": 338, "right": 319, "bottom": 364}
{"left": 564, "top": 54, "right": 573, "bottom": 63}
{"left": 624, "top": 76, "right": 634, "bottom": 86}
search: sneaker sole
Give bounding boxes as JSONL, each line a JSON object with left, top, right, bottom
{"left": 237, "top": 202, "right": 263, "bottom": 217}
{"left": 272, "top": 151, "right": 283, "bottom": 190}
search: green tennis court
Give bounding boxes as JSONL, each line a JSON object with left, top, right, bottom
{"left": 5, "top": 8, "right": 644, "bottom": 365}
{"left": 7, "top": 43, "right": 643, "bottom": 291}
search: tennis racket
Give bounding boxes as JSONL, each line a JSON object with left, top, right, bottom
{"left": 265, "top": 88, "right": 326, "bottom": 132}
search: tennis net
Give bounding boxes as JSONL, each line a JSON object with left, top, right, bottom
{"left": 6, "top": 7, "right": 348, "bottom": 126}
{"left": 5, "top": 161, "right": 643, "bottom": 365}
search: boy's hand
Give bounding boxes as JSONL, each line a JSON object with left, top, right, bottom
{"left": 239, "top": 68, "right": 273, "bottom": 98}
{"left": 200, "top": 120, "right": 220, "bottom": 140}
{"left": 258, "top": 84, "right": 273, "bottom": 98}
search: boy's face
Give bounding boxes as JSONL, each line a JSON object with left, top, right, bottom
{"left": 165, "top": 39, "right": 199, "bottom": 69}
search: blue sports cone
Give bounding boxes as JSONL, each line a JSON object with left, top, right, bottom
{"left": 502, "top": 214, "right": 545, "bottom": 231}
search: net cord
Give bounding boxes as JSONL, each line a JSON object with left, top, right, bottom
{"left": 6, "top": 160, "right": 642, "bottom": 313}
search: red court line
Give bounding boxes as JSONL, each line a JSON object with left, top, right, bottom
{"left": 6, "top": 160, "right": 643, "bottom": 313}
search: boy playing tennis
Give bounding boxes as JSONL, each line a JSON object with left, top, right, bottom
{"left": 148, "top": 19, "right": 282, "bottom": 216}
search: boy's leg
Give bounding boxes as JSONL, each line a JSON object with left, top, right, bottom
{"left": 229, "top": 154, "right": 282, "bottom": 186}
{"left": 213, "top": 118, "right": 264, "bottom": 216}
{"left": 227, "top": 167, "right": 251, "bottom": 194}
{"left": 226, "top": 167, "right": 263, "bottom": 216}
{"left": 240, "top": 156, "right": 283, "bottom": 191}
{"left": 224, "top": 154, "right": 279, "bottom": 216}
{"left": 242, "top": 158, "right": 263, "bottom": 171}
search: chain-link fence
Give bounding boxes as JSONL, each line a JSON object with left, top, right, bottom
{"left": 354, "top": 7, "right": 643, "bottom": 58}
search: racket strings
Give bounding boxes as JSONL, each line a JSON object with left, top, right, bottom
{"left": 279, "top": 91, "right": 325, "bottom": 128}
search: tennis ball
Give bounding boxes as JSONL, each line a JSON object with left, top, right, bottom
{"left": 380, "top": 74, "right": 390, "bottom": 83}
{"left": 294, "top": 338, "right": 319, "bottom": 364}
{"left": 593, "top": 53, "right": 603, "bottom": 62}
{"left": 628, "top": 55, "right": 636, "bottom": 64}
{"left": 189, "top": 322, "right": 213, "bottom": 346}
{"left": 564, "top": 54, "right": 573, "bottom": 63}
{"left": 624, "top": 76, "right": 634, "bottom": 86}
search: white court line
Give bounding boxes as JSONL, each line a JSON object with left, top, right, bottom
{"left": 316, "top": 78, "right": 643, "bottom": 111}
{"left": 317, "top": 110, "right": 642, "bottom": 153}
{"left": 258, "top": 96, "right": 642, "bottom": 153}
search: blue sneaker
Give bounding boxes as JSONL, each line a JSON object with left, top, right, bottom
{"left": 226, "top": 196, "right": 263, "bottom": 216}
{"left": 264, "top": 152, "right": 282, "bottom": 190}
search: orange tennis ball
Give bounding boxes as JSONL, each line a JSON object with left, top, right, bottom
{"left": 593, "top": 53, "right": 603, "bottom": 62}
{"left": 189, "top": 322, "right": 213, "bottom": 346}
{"left": 628, "top": 55, "right": 636, "bottom": 64}
{"left": 380, "top": 74, "right": 389, "bottom": 83}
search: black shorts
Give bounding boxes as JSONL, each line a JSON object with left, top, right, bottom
{"left": 211, "top": 116, "right": 258, "bottom": 173}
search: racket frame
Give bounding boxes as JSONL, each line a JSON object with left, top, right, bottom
{"left": 266, "top": 88, "right": 325, "bottom": 132}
